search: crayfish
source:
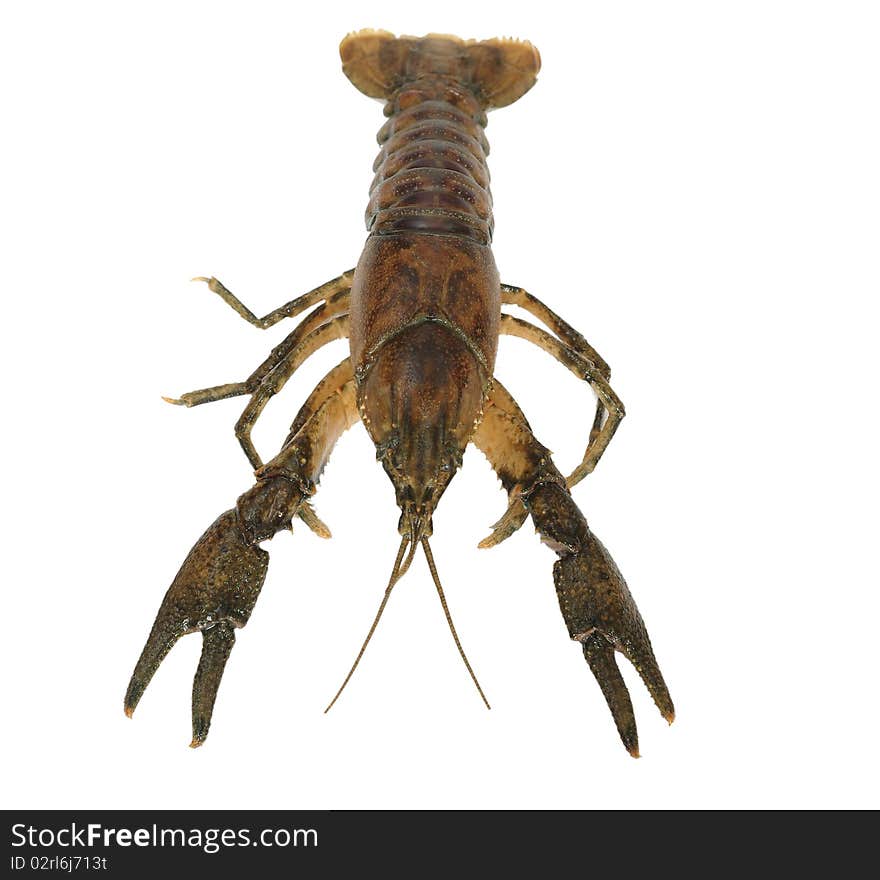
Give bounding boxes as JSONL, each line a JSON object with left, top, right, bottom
{"left": 125, "top": 30, "right": 674, "bottom": 756}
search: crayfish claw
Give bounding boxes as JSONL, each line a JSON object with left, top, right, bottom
{"left": 624, "top": 636, "right": 675, "bottom": 726}
{"left": 545, "top": 495, "right": 674, "bottom": 754}
{"left": 124, "top": 509, "right": 269, "bottom": 745}
{"left": 473, "top": 386, "right": 674, "bottom": 754}
{"left": 582, "top": 633, "right": 640, "bottom": 758}
{"left": 191, "top": 621, "right": 236, "bottom": 747}
{"left": 124, "top": 608, "right": 188, "bottom": 721}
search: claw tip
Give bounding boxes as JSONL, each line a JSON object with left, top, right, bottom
{"left": 161, "top": 396, "right": 184, "bottom": 406}
{"left": 191, "top": 716, "right": 211, "bottom": 747}
{"left": 123, "top": 679, "right": 143, "bottom": 717}
{"left": 628, "top": 747, "right": 641, "bottom": 759}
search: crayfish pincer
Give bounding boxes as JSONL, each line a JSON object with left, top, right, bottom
{"left": 124, "top": 510, "right": 269, "bottom": 747}
{"left": 125, "top": 30, "right": 674, "bottom": 755}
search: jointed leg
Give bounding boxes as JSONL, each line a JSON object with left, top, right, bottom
{"left": 286, "top": 358, "right": 356, "bottom": 442}
{"left": 235, "top": 315, "right": 351, "bottom": 469}
{"left": 166, "top": 289, "right": 351, "bottom": 409}
{"left": 163, "top": 382, "right": 250, "bottom": 408}
{"left": 470, "top": 380, "right": 560, "bottom": 548}
{"left": 193, "top": 269, "right": 355, "bottom": 329}
{"left": 244, "top": 288, "right": 350, "bottom": 393}
{"left": 252, "top": 370, "right": 359, "bottom": 502}
{"left": 125, "top": 363, "right": 361, "bottom": 746}
{"left": 499, "top": 314, "right": 625, "bottom": 490}
{"left": 501, "top": 283, "right": 610, "bottom": 378}
{"left": 501, "top": 283, "right": 617, "bottom": 488}
{"left": 279, "top": 357, "right": 355, "bottom": 538}
{"left": 472, "top": 380, "right": 673, "bottom": 756}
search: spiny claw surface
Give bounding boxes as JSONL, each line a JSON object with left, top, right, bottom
{"left": 553, "top": 528, "right": 674, "bottom": 755}
{"left": 124, "top": 509, "right": 268, "bottom": 746}
{"left": 190, "top": 621, "right": 236, "bottom": 747}
{"left": 582, "top": 634, "right": 640, "bottom": 757}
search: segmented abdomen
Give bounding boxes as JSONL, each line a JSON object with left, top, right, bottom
{"left": 366, "top": 79, "right": 493, "bottom": 244}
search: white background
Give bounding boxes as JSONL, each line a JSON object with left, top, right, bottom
{"left": 2, "top": 1, "right": 878, "bottom": 809}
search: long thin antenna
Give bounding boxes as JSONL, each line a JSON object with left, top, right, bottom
{"left": 324, "top": 535, "right": 411, "bottom": 713}
{"left": 396, "top": 532, "right": 419, "bottom": 582}
{"left": 421, "top": 537, "right": 491, "bottom": 710}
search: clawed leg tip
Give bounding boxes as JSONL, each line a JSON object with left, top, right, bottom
{"left": 622, "top": 729, "right": 640, "bottom": 758}
{"left": 190, "top": 719, "right": 210, "bottom": 748}
{"left": 656, "top": 697, "right": 675, "bottom": 725}
{"left": 191, "top": 275, "right": 223, "bottom": 293}
{"left": 123, "top": 680, "right": 143, "bottom": 718}
{"left": 161, "top": 396, "right": 185, "bottom": 406}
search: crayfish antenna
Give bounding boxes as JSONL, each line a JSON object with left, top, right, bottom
{"left": 324, "top": 535, "right": 412, "bottom": 713}
{"left": 421, "top": 537, "right": 491, "bottom": 710}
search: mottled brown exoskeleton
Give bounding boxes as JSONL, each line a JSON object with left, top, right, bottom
{"left": 125, "top": 30, "right": 674, "bottom": 756}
